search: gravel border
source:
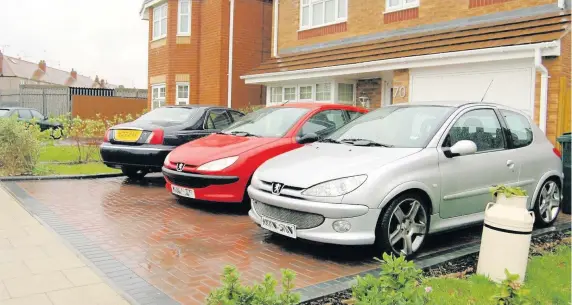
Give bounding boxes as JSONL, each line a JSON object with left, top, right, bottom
{"left": 0, "top": 173, "right": 124, "bottom": 181}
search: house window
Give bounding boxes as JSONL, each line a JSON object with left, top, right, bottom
{"left": 178, "top": 0, "right": 191, "bottom": 36}
{"left": 176, "top": 82, "right": 189, "bottom": 105}
{"left": 299, "top": 85, "right": 313, "bottom": 100}
{"left": 153, "top": 3, "right": 168, "bottom": 40}
{"left": 152, "top": 84, "right": 166, "bottom": 109}
{"left": 284, "top": 87, "right": 296, "bottom": 101}
{"left": 300, "top": 0, "right": 347, "bottom": 29}
{"left": 270, "top": 87, "right": 283, "bottom": 104}
{"left": 386, "top": 0, "right": 419, "bottom": 12}
{"left": 316, "top": 83, "right": 331, "bottom": 101}
{"left": 338, "top": 83, "right": 354, "bottom": 103}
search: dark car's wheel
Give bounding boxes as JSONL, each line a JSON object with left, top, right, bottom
{"left": 121, "top": 167, "right": 148, "bottom": 180}
{"left": 533, "top": 179, "right": 561, "bottom": 227}
{"left": 50, "top": 126, "right": 64, "bottom": 140}
{"left": 374, "top": 193, "right": 429, "bottom": 258}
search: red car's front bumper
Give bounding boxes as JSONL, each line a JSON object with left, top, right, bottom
{"left": 162, "top": 166, "right": 248, "bottom": 203}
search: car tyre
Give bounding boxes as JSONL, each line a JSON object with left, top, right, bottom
{"left": 374, "top": 193, "right": 429, "bottom": 258}
{"left": 121, "top": 167, "right": 148, "bottom": 180}
{"left": 533, "top": 179, "right": 561, "bottom": 227}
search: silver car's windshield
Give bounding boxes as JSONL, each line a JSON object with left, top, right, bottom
{"left": 327, "top": 106, "right": 455, "bottom": 148}
{"left": 223, "top": 107, "right": 310, "bottom": 137}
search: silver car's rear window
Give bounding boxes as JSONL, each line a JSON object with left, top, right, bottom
{"left": 328, "top": 106, "right": 455, "bottom": 148}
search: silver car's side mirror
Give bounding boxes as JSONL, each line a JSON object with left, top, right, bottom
{"left": 444, "top": 140, "right": 477, "bottom": 158}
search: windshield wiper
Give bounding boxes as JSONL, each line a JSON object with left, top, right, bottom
{"left": 229, "top": 131, "right": 260, "bottom": 137}
{"left": 318, "top": 138, "right": 341, "bottom": 144}
{"left": 340, "top": 138, "right": 393, "bottom": 147}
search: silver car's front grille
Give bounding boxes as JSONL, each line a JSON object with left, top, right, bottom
{"left": 252, "top": 200, "right": 325, "bottom": 230}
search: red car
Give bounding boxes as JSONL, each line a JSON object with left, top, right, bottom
{"left": 162, "top": 103, "right": 368, "bottom": 204}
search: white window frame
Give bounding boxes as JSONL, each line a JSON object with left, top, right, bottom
{"left": 300, "top": 0, "right": 348, "bottom": 30}
{"left": 385, "top": 0, "right": 419, "bottom": 13}
{"left": 336, "top": 83, "right": 355, "bottom": 104}
{"left": 270, "top": 86, "right": 283, "bottom": 104}
{"left": 152, "top": 3, "right": 168, "bottom": 40}
{"left": 151, "top": 84, "right": 166, "bottom": 109}
{"left": 283, "top": 86, "right": 297, "bottom": 102}
{"left": 298, "top": 85, "right": 314, "bottom": 101}
{"left": 176, "top": 82, "right": 190, "bottom": 105}
{"left": 315, "top": 82, "right": 332, "bottom": 102}
{"left": 177, "top": 0, "right": 191, "bottom": 36}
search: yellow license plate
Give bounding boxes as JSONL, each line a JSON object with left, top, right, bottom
{"left": 114, "top": 130, "right": 142, "bottom": 142}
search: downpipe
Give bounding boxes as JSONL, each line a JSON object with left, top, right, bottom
{"left": 535, "top": 49, "right": 549, "bottom": 134}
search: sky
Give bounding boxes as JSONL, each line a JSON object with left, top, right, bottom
{"left": 0, "top": 0, "right": 149, "bottom": 88}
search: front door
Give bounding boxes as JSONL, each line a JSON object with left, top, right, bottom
{"left": 438, "top": 107, "right": 518, "bottom": 218}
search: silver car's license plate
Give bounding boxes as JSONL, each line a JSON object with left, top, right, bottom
{"left": 261, "top": 216, "right": 297, "bottom": 238}
{"left": 171, "top": 185, "right": 195, "bottom": 199}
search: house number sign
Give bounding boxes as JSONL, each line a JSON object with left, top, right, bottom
{"left": 393, "top": 86, "right": 407, "bottom": 98}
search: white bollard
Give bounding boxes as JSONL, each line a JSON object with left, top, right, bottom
{"left": 476, "top": 194, "right": 535, "bottom": 283}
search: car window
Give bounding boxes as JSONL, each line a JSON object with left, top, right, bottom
{"left": 299, "top": 110, "right": 346, "bottom": 137}
{"left": 17, "top": 110, "right": 32, "bottom": 120}
{"left": 346, "top": 110, "right": 363, "bottom": 121}
{"left": 137, "top": 107, "right": 200, "bottom": 123}
{"left": 223, "top": 107, "right": 310, "bottom": 137}
{"left": 444, "top": 109, "right": 505, "bottom": 152}
{"left": 329, "top": 106, "right": 455, "bottom": 148}
{"left": 0, "top": 109, "right": 9, "bottom": 117}
{"left": 30, "top": 110, "right": 45, "bottom": 120}
{"left": 205, "top": 110, "right": 232, "bottom": 129}
{"left": 229, "top": 111, "right": 244, "bottom": 122}
{"left": 501, "top": 110, "right": 533, "bottom": 148}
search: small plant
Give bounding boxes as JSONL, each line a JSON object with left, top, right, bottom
{"left": 491, "top": 269, "right": 531, "bottom": 305}
{"left": 206, "top": 265, "right": 300, "bottom": 305}
{"left": 490, "top": 185, "right": 528, "bottom": 198}
{"left": 0, "top": 117, "right": 51, "bottom": 176}
{"left": 350, "top": 253, "right": 429, "bottom": 305}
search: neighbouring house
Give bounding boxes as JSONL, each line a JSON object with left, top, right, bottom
{"left": 0, "top": 52, "right": 114, "bottom": 90}
{"left": 139, "top": 0, "right": 273, "bottom": 110}
{"left": 241, "top": 0, "right": 571, "bottom": 144}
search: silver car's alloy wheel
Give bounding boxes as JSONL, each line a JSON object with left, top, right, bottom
{"left": 387, "top": 198, "right": 428, "bottom": 256}
{"left": 537, "top": 180, "right": 561, "bottom": 224}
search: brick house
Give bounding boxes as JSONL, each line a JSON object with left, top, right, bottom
{"left": 140, "top": 0, "right": 273, "bottom": 110}
{"left": 241, "top": 0, "right": 571, "bottom": 144}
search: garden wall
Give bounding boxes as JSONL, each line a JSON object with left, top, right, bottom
{"left": 71, "top": 95, "right": 147, "bottom": 120}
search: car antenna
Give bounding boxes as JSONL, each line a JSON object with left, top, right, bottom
{"left": 281, "top": 100, "right": 290, "bottom": 106}
{"left": 480, "top": 79, "right": 494, "bottom": 103}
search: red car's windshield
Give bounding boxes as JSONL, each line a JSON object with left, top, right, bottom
{"left": 222, "top": 107, "right": 310, "bottom": 137}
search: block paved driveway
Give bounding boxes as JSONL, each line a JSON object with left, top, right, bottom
{"left": 7, "top": 175, "right": 569, "bottom": 305}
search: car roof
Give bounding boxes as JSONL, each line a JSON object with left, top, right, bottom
{"left": 161, "top": 105, "right": 232, "bottom": 110}
{"left": 267, "top": 102, "right": 365, "bottom": 111}
{"left": 0, "top": 107, "right": 34, "bottom": 111}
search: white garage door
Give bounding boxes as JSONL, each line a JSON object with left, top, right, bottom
{"left": 409, "top": 59, "right": 535, "bottom": 116}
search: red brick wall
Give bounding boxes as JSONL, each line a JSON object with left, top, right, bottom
{"left": 231, "top": 0, "right": 273, "bottom": 109}
{"left": 146, "top": 0, "right": 270, "bottom": 109}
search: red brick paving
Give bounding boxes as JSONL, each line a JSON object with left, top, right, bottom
{"left": 17, "top": 176, "right": 378, "bottom": 305}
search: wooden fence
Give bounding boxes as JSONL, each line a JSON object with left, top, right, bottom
{"left": 71, "top": 95, "right": 147, "bottom": 120}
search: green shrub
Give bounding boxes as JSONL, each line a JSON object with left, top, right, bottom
{"left": 351, "top": 253, "right": 430, "bottom": 305}
{"left": 0, "top": 118, "right": 50, "bottom": 176}
{"left": 491, "top": 270, "right": 531, "bottom": 305}
{"left": 206, "top": 265, "right": 300, "bottom": 305}
{"left": 490, "top": 185, "right": 528, "bottom": 198}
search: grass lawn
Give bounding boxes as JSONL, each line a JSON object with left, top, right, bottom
{"left": 39, "top": 145, "right": 100, "bottom": 163}
{"left": 36, "top": 144, "right": 119, "bottom": 175}
{"left": 427, "top": 245, "right": 571, "bottom": 304}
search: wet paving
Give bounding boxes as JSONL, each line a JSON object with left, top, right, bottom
{"left": 8, "top": 175, "right": 571, "bottom": 305}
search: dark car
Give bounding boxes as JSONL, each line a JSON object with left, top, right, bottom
{"left": 100, "top": 105, "right": 245, "bottom": 179}
{"left": 0, "top": 107, "right": 64, "bottom": 139}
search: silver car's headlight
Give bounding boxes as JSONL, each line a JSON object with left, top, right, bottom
{"left": 197, "top": 156, "right": 238, "bottom": 171}
{"left": 302, "top": 175, "right": 367, "bottom": 197}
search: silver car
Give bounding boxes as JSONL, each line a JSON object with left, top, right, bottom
{"left": 247, "top": 102, "right": 563, "bottom": 257}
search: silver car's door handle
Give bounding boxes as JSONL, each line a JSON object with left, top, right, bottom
{"left": 507, "top": 160, "right": 515, "bottom": 169}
